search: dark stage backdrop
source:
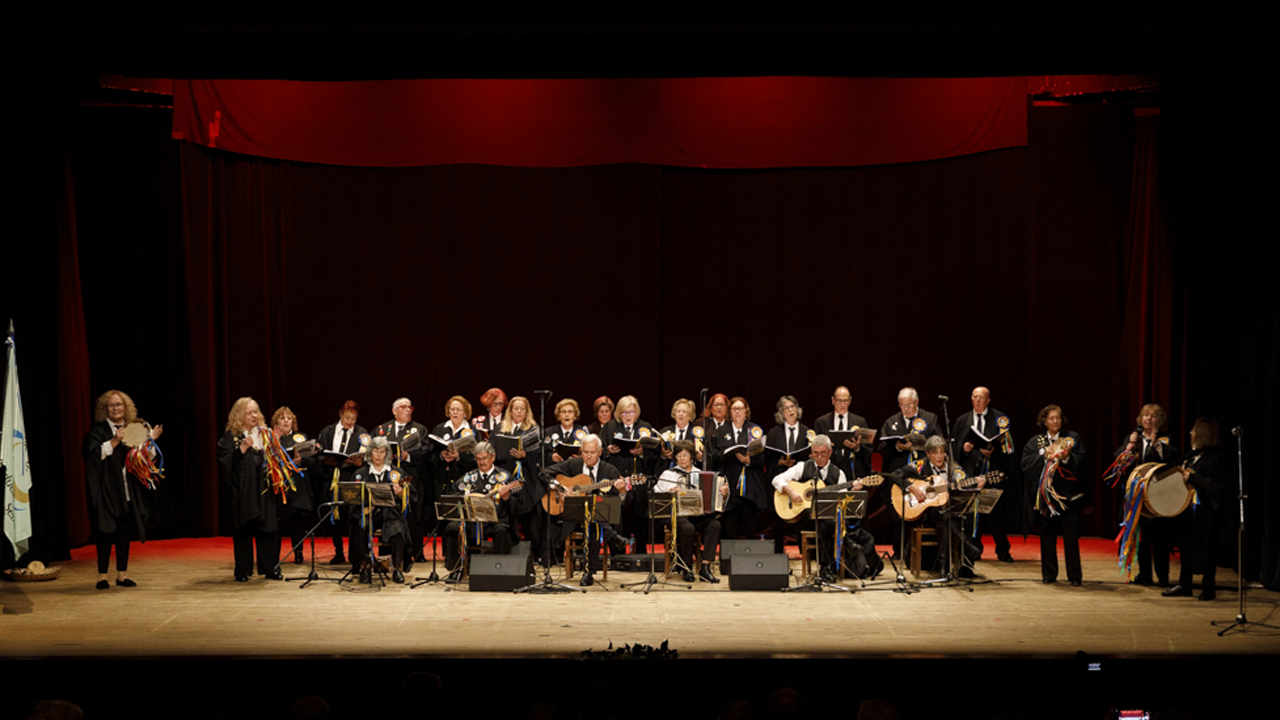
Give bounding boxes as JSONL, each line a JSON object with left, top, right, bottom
{"left": 12, "top": 95, "right": 1275, "bottom": 589}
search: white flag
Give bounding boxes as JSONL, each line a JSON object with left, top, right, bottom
{"left": 3, "top": 321, "right": 32, "bottom": 559}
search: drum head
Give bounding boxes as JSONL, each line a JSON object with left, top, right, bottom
{"left": 121, "top": 422, "right": 150, "bottom": 448}
{"left": 1142, "top": 465, "right": 1194, "bottom": 518}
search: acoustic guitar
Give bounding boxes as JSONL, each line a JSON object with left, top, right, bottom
{"left": 889, "top": 471, "right": 1004, "bottom": 521}
{"left": 774, "top": 475, "right": 885, "bottom": 522}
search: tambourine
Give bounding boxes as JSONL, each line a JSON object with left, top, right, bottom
{"left": 121, "top": 421, "right": 152, "bottom": 448}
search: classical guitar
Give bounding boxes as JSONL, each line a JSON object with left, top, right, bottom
{"left": 889, "top": 471, "right": 1004, "bottom": 521}
{"left": 542, "top": 474, "right": 650, "bottom": 515}
{"left": 774, "top": 475, "right": 885, "bottom": 522}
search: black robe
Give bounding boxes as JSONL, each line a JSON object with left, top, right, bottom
{"left": 711, "top": 422, "right": 768, "bottom": 510}
{"left": 82, "top": 421, "right": 151, "bottom": 541}
{"left": 218, "top": 430, "right": 280, "bottom": 532}
{"left": 813, "top": 411, "right": 873, "bottom": 479}
{"left": 877, "top": 409, "right": 940, "bottom": 474}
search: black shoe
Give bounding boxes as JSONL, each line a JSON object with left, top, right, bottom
{"left": 328, "top": 555, "right": 346, "bottom": 565}
{"left": 997, "top": 553, "right": 1015, "bottom": 564}
{"left": 608, "top": 536, "right": 629, "bottom": 555}
{"left": 1070, "top": 579, "right": 1082, "bottom": 587}
{"left": 1131, "top": 574, "right": 1153, "bottom": 586}
{"left": 116, "top": 578, "right": 137, "bottom": 587}
{"left": 402, "top": 558, "right": 414, "bottom": 573}
{"left": 580, "top": 571, "right": 594, "bottom": 587}
{"left": 681, "top": 570, "right": 696, "bottom": 582}
{"left": 96, "top": 580, "right": 110, "bottom": 590}
{"left": 699, "top": 566, "right": 720, "bottom": 584}
{"left": 235, "top": 575, "right": 249, "bottom": 582}
{"left": 1199, "top": 590, "right": 1217, "bottom": 601}
{"left": 1157, "top": 578, "right": 1170, "bottom": 588}
{"left": 392, "top": 569, "right": 405, "bottom": 584}
{"left": 1162, "top": 584, "right": 1192, "bottom": 597}
{"left": 293, "top": 553, "right": 304, "bottom": 565}
{"left": 445, "top": 570, "right": 463, "bottom": 584}
{"left": 1042, "top": 578, "right": 1056, "bottom": 584}
{"left": 359, "top": 567, "right": 372, "bottom": 584}
{"left": 958, "top": 567, "right": 978, "bottom": 579}
{"left": 265, "top": 571, "right": 284, "bottom": 581}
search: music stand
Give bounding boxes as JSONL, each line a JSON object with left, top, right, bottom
{"left": 562, "top": 495, "right": 620, "bottom": 587}
{"left": 335, "top": 482, "right": 393, "bottom": 587}
{"left": 785, "top": 490, "right": 861, "bottom": 593}
{"left": 623, "top": 493, "right": 691, "bottom": 593}
{"left": 422, "top": 495, "right": 472, "bottom": 588}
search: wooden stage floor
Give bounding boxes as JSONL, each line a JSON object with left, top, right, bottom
{"left": 3, "top": 536, "right": 1277, "bottom": 660}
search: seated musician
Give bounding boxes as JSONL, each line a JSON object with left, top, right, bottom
{"left": 442, "top": 442, "right": 516, "bottom": 583}
{"left": 542, "top": 434, "right": 629, "bottom": 587}
{"left": 893, "top": 435, "right": 985, "bottom": 578}
{"left": 772, "top": 435, "right": 862, "bottom": 581}
{"left": 350, "top": 437, "right": 412, "bottom": 584}
{"left": 653, "top": 440, "right": 722, "bottom": 583}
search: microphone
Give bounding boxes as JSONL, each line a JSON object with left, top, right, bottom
{"left": 535, "top": 389, "right": 552, "bottom": 395}
{"left": 1232, "top": 426, "right": 1243, "bottom": 436}
{"left": 938, "top": 395, "right": 949, "bottom": 402}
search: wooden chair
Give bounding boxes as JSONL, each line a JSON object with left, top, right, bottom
{"left": 909, "top": 527, "right": 939, "bottom": 577}
{"left": 564, "top": 531, "right": 608, "bottom": 581}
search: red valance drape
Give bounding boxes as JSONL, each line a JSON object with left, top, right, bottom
{"left": 172, "top": 77, "right": 1027, "bottom": 168}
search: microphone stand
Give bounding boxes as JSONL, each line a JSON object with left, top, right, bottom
{"left": 286, "top": 503, "right": 346, "bottom": 588}
{"left": 515, "top": 390, "right": 582, "bottom": 594}
{"left": 1212, "top": 426, "right": 1278, "bottom": 635}
{"left": 915, "top": 396, "right": 975, "bottom": 591}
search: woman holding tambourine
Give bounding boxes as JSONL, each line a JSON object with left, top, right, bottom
{"left": 82, "top": 389, "right": 164, "bottom": 590}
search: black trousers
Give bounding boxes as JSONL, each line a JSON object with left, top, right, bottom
{"left": 443, "top": 521, "right": 512, "bottom": 572}
{"left": 1034, "top": 503, "right": 1082, "bottom": 584}
{"left": 232, "top": 523, "right": 279, "bottom": 577}
{"left": 1136, "top": 516, "right": 1173, "bottom": 582}
{"left": 721, "top": 500, "right": 759, "bottom": 541}
{"left": 95, "top": 514, "right": 133, "bottom": 574}
{"left": 660, "top": 515, "right": 722, "bottom": 567}
{"left": 562, "top": 520, "right": 619, "bottom": 572}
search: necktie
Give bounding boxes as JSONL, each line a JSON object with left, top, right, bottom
{"left": 789, "top": 427, "right": 796, "bottom": 452}
{"left": 977, "top": 414, "right": 985, "bottom": 436}
{"left": 339, "top": 428, "right": 349, "bottom": 453}
{"left": 838, "top": 416, "right": 845, "bottom": 432}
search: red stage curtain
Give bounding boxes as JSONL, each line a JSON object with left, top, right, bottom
{"left": 1117, "top": 110, "right": 1175, "bottom": 432}
{"left": 172, "top": 77, "right": 1027, "bottom": 168}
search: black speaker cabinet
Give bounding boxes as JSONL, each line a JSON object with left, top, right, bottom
{"left": 728, "top": 553, "right": 790, "bottom": 591}
{"left": 469, "top": 553, "right": 533, "bottom": 592}
{"left": 720, "top": 539, "right": 773, "bottom": 575}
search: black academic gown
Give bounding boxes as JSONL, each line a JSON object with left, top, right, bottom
{"left": 1115, "top": 432, "right": 1179, "bottom": 584}
{"left": 813, "top": 411, "right": 873, "bottom": 479}
{"left": 218, "top": 430, "right": 283, "bottom": 576}
{"left": 602, "top": 418, "right": 659, "bottom": 547}
{"left": 83, "top": 421, "right": 151, "bottom": 543}
{"left": 951, "top": 409, "right": 1017, "bottom": 555}
{"left": 711, "top": 422, "right": 768, "bottom": 539}
{"left": 877, "top": 410, "right": 941, "bottom": 473}
{"left": 428, "top": 421, "right": 478, "bottom": 528}
{"left": 1021, "top": 430, "right": 1086, "bottom": 584}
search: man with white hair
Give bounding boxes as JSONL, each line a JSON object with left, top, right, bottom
{"left": 375, "top": 397, "right": 432, "bottom": 565}
{"left": 772, "top": 434, "right": 866, "bottom": 580}
{"left": 876, "top": 387, "right": 940, "bottom": 474}
{"left": 877, "top": 387, "right": 939, "bottom": 559}
{"left": 542, "top": 434, "right": 629, "bottom": 586}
